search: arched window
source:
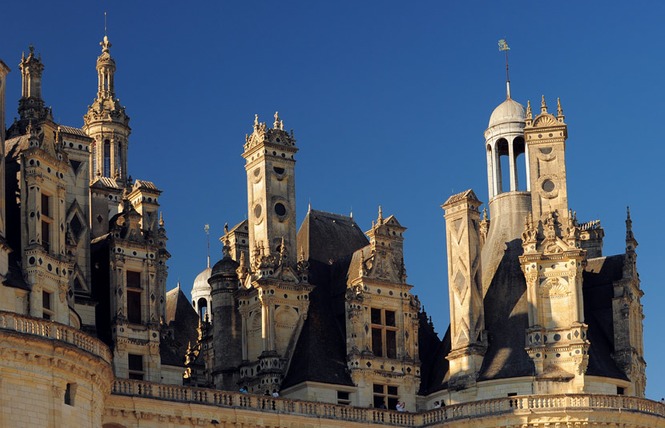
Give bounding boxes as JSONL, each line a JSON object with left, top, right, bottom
{"left": 103, "top": 139, "right": 111, "bottom": 177}
{"left": 197, "top": 298, "right": 208, "bottom": 322}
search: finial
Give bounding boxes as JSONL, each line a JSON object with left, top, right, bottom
{"left": 224, "top": 222, "right": 229, "bottom": 234}
{"left": 159, "top": 212, "right": 164, "bottom": 227}
{"left": 273, "top": 111, "right": 280, "bottom": 129}
{"left": 556, "top": 97, "right": 564, "bottom": 119}
{"left": 100, "top": 35, "right": 111, "bottom": 53}
{"left": 307, "top": 200, "right": 311, "bottom": 213}
{"left": 525, "top": 100, "right": 532, "bottom": 120}
{"left": 29, "top": 45, "right": 35, "bottom": 55}
{"left": 204, "top": 224, "right": 210, "bottom": 269}
{"left": 498, "top": 39, "right": 511, "bottom": 99}
{"left": 377, "top": 206, "right": 383, "bottom": 225}
{"left": 482, "top": 207, "right": 488, "bottom": 221}
{"left": 540, "top": 95, "right": 548, "bottom": 114}
{"left": 350, "top": 207, "right": 353, "bottom": 219}
{"left": 253, "top": 114, "right": 259, "bottom": 130}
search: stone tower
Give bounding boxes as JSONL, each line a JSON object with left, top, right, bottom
{"left": 236, "top": 113, "right": 312, "bottom": 393}
{"left": 345, "top": 209, "right": 420, "bottom": 410}
{"left": 481, "top": 88, "right": 531, "bottom": 292}
{"left": 243, "top": 112, "right": 297, "bottom": 267}
{"left": 611, "top": 208, "right": 646, "bottom": 396}
{"left": 0, "top": 60, "right": 10, "bottom": 280}
{"left": 84, "top": 37, "right": 169, "bottom": 382}
{"left": 520, "top": 97, "right": 589, "bottom": 392}
{"left": 208, "top": 241, "right": 242, "bottom": 390}
{"left": 83, "top": 35, "right": 130, "bottom": 238}
{"left": 442, "top": 190, "right": 487, "bottom": 391}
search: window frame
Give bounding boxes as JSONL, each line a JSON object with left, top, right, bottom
{"left": 371, "top": 308, "right": 398, "bottom": 358}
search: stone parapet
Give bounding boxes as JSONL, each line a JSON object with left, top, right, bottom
{"left": 109, "top": 380, "right": 665, "bottom": 427}
{"left": 0, "top": 310, "right": 112, "bottom": 363}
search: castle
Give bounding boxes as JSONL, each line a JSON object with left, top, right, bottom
{"left": 0, "top": 37, "right": 663, "bottom": 427}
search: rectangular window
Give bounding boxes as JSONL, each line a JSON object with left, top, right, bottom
{"left": 371, "top": 308, "right": 398, "bottom": 358}
{"left": 337, "top": 391, "right": 350, "bottom": 405}
{"left": 41, "top": 193, "right": 52, "bottom": 253}
{"left": 126, "top": 271, "right": 142, "bottom": 324}
{"left": 128, "top": 354, "right": 144, "bottom": 380}
{"left": 42, "top": 290, "right": 53, "bottom": 320}
{"left": 41, "top": 193, "right": 50, "bottom": 217}
{"left": 127, "top": 271, "right": 141, "bottom": 289}
{"left": 373, "top": 383, "right": 398, "bottom": 409}
{"left": 64, "top": 383, "right": 76, "bottom": 406}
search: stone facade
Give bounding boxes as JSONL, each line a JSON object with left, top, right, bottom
{"left": 0, "top": 39, "right": 661, "bottom": 428}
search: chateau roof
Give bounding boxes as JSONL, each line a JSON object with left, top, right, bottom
{"left": 58, "top": 125, "right": 88, "bottom": 137}
{"left": 425, "top": 246, "right": 630, "bottom": 390}
{"left": 162, "top": 285, "right": 199, "bottom": 366}
{"left": 283, "top": 209, "right": 369, "bottom": 389}
{"left": 90, "top": 176, "right": 122, "bottom": 189}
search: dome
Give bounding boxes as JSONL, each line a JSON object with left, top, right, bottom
{"left": 192, "top": 267, "right": 212, "bottom": 292}
{"left": 211, "top": 256, "right": 239, "bottom": 277}
{"left": 488, "top": 98, "right": 525, "bottom": 127}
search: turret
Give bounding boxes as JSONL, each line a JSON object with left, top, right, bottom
{"left": 18, "top": 46, "right": 50, "bottom": 124}
{"left": 243, "top": 112, "right": 297, "bottom": 270}
{"left": 84, "top": 36, "right": 131, "bottom": 238}
{"left": 208, "top": 241, "right": 242, "bottom": 390}
{"left": 83, "top": 35, "right": 131, "bottom": 187}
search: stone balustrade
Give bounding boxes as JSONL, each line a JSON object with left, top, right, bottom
{"left": 112, "top": 379, "right": 665, "bottom": 426}
{"left": 0, "top": 310, "right": 112, "bottom": 364}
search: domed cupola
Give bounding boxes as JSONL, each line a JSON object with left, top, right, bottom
{"left": 484, "top": 83, "right": 527, "bottom": 200}
{"left": 191, "top": 264, "right": 212, "bottom": 322}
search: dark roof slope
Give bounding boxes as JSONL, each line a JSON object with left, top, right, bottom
{"left": 283, "top": 210, "right": 369, "bottom": 389}
{"left": 426, "top": 242, "right": 629, "bottom": 390}
{"left": 161, "top": 286, "right": 200, "bottom": 366}
{"left": 583, "top": 254, "right": 628, "bottom": 380}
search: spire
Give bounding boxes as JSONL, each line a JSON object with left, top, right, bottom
{"left": 626, "top": 206, "right": 638, "bottom": 252}
{"left": 525, "top": 100, "right": 532, "bottom": 120}
{"left": 204, "top": 224, "right": 210, "bottom": 269}
{"left": 557, "top": 97, "right": 565, "bottom": 121}
{"left": 18, "top": 45, "right": 47, "bottom": 122}
{"left": 377, "top": 205, "right": 384, "bottom": 225}
{"left": 540, "top": 95, "right": 548, "bottom": 114}
{"left": 96, "top": 33, "right": 116, "bottom": 99}
{"left": 498, "top": 39, "right": 511, "bottom": 99}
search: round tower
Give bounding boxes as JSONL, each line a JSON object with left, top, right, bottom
{"left": 209, "top": 243, "right": 241, "bottom": 390}
{"left": 480, "top": 89, "right": 532, "bottom": 291}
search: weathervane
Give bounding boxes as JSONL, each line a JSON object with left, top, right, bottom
{"left": 204, "top": 224, "right": 210, "bottom": 268}
{"left": 498, "top": 39, "right": 511, "bottom": 99}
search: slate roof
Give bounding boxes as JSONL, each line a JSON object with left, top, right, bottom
{"left": 58, "top": 125, "right": 89, "bottom": 137}
{"left": 161, "top": 285, "right": 200, "bottom": 366}
{"left": 282, "top": 209, "right": 369, "bottom": 389}
{"left": 420, "top": 242, "right": 629, "bottom": 391}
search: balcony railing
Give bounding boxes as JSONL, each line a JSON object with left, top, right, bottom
{"left": 0, "top": 311, "right": 112, "bottom": 364}
{"left": 112, "top": 379, "right": 665, "bottom": 426}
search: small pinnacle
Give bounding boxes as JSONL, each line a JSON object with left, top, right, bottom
{"left": 254, "top": 114, "right": 259, "bottom": 129}
{"left": 526, "top": 100, "right": 532, "bottom": 120}
{"left": 557, "top": 98, "right": 564, "bottom": 118}
{"left": 273, "top": 111, "right": 280, "bottom": 129}
{"left": 378, "top": 206, "right": 383, "bottom": 224}
{"left": 540, "top": 95, "right": 548, "bottom": 113}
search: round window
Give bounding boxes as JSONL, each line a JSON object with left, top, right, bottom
{"left": 254, "top": 204, "right": 262, "bottom": 218}
{"left": 274, "top": 203, "right": 286, "bottom": 216}
{"left": 542, "top": 179, "right": 555, "bottom": 192}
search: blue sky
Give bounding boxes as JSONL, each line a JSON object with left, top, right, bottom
{"left": 2, "top": 2, "right": 664, "bottom": 399}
